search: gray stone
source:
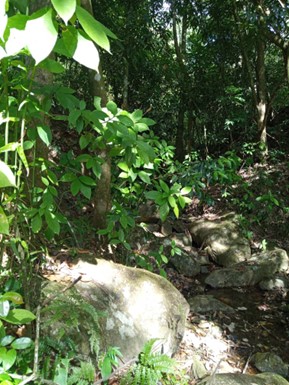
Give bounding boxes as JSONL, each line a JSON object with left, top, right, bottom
{"left": 205, "top": 248, "right": 289, "bottom": 288}
{"left": 251, "top": 352, "right": 289, "bottom": 377}
{"left": 256, "top": 372, "right": 289, "bottom": 385}
{"left": 200, "top": 373, "right": 289, "bottom": 385}
{"left": 199, "top": 373, "right": 267, "bottom": 385}
{"left": 188, "top": 295, "right": 234, "bottom": 313}
{"left": 259, "top": 276, "right": 289, "bottom": 291}
{"left": 43, "top": 259, "right": 189, "bottom": 362}
{"left": 188, "top": 216, "right": 251, "bottom": 267}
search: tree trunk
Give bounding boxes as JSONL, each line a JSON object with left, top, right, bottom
{"left": 82, "top": 0, "right": 111, "bottom": 230}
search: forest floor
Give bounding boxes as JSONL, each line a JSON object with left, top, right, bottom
{"left": 104, "top": 158, "right": 289, "bottom": 384}
{"left": 51, "top": 155, "right": 289, "bottom": 384}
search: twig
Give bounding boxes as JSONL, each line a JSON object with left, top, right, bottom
{"left": 242, "top": 351, "right": 253, "bottom": 374}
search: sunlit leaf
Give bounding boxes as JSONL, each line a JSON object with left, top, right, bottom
{"left": 0, "top": 161, "right": 16, "bottom": 188}
{"left": 51, "top": 0, "right": 76, "bottom": 24}
{"left": 25, "top": 9, "right": 58, "bottom": 64}
{"left": 0, "top": 206, "right": 9, "bottom": 235}
{"left": 76, "top": 5, "right": 112, "bottom": 51}
{"left": 73, "top": 31, "right": 99, "bottom": 71}
{"left": 2, "top": 309, "right": 36, "bottom": 324}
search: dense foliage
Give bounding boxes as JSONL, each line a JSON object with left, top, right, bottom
{"left": 0, "top": 0, "right": 289, "bottom": 384}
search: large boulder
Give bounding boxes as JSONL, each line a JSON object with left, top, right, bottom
{"left": 43, "top": 259, "right": 189, "bottom": 361}
{"left": 188, "top": 215, "right": 251, "bottom": 267}
{"left": 205, "top": 248, "right": 289, "bottom": 288}
{"left": 200, "top": 373, "right": 289, "bottom": 385}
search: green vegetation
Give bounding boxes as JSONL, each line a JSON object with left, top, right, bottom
{"left": 0, "top": 0, "right": 289, "bottom": 383}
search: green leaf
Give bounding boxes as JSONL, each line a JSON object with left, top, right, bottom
{"left": 180, "top": 186, "right": 191, "bottom": 195}
{"left": 60, "top": 173, "right": 76, "bottom": 182}
{"left": 159, "top": 180, "right": 170, "bottom": 193}
{"left": 173, "top": 205, "right": 179, "bottom": 218}
{"left": 11, "top": 337, "right": 33, "bottom": 350}
{"left": 45, "top": 212, "right": 60, "bottom": 235}
{"left": 0, "top": 336, "right": 15, "bottom": 347}
{"left": 135, "top": 123, "right": 149, "bottom": 132}
{"left": 136, "top": 141, "right": 155, "bottom": 164}
{"left": 0, "top": 301, "right": 9, "bottom": 317}
{"left": 0, "top": 348, "right": 16, "bottom": 371}
{"left": 55, "top": 25, "right": 77, "bottom": 57}
{"left": 120, "top": 215, "right": 128, "bottom": 229}
{"left": 101, "top": 356, "right": 112, "bottom": 379}
{"left": 132, "top": 109, "right": 143, "bottom": 122}
{"left": 0, "top": 206, "right": 9, "bottom": 235}
{"left": 168, "top": 196, "right": 176, "bottom": 208}
{"left": 139, "top": 118, "right": 156, "bottom": 126}
{"left": 51, "top": 0, "right": 76, "bottom": 24}
{"left": 0, "top": 161, "right": 16, "bottom": 188}
{"left": 106, "top": 101, "right": 118, "bottom": 115}
{"left": 2, "top": 309, "right": 36, "bottom": 324}
{"left": 79, "top": 175, "right": 96, "bottom": 186}
{"left": 1, "top": 292, "right": 23, "bottom": 305}
{"left": 38, "top": 58, "right": 65, "bottom": 74}
{"left": 71, "top": 179, "right": 81, "bottom": 196}
{"left": 159, "top": 203, "right": 170, "bottom": 222}
{"left": 80, "top": 183, "right": 91, "bottom": 199}
{"left": 17, "top": 145, "right": 29, "bottom": 175}
{"left": 76, "top": 6, "right": 111, "bottom": 51}
{"left": 25, "top": 9, "right": 58, "bottom": 64}
{"left": 138, "top": 171, "right": 151, "bottom": 184}
{"left": 37, "top": 125, "right": 52, "bottom": 146}
{"left": 31, "top": 214, "right": 42, "bottom": 233}
{"left": 73, "top": 31, "right": 99, "bottom": 71}
{"left": 117, "top": 115, "right": 133, "bottom": 126}
{"left": 117, "top": 162, "right": 129, "bottom": 172}
{"left": 145, "top": 191, "right": 162, "bottom": 201}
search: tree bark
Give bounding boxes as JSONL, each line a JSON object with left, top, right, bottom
{"left": 81, "top": 0, "right": 111, "bottom": 230}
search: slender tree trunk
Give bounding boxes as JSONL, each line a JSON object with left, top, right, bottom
{"left": 256, "top": 32, "right": 268, "bottom": 157}
{"left": 82, "top": 0, "right": 111, "bottom": 230}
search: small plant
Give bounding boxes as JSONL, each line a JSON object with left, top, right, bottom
{"left": 98, "top": 346, "right": 122, "bottom": 383}
{"left": 120, "top": 338, "right": 175, "bottom": 385}
{"left": 68, "top": 361, "right": 96, "bottom": 385}
{"left": 145, "top": 181, "right": 191, "bottom": 222}
{"left": 0, "top": 291, "right": 35, "bottom": 384}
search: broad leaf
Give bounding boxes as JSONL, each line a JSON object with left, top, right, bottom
{"left": 37, "top": 125, "right": 52, "bottom": 146}
{"left": 2, "top": 309, "right": 36, "bottom": 324}
{"left": 0, "top": 206, "right": 9, "bottom": 235}
{"left": 1, "top": 292, "right": 23, "bottom": 305}
{"left": 106, "top": 100, "right": 117, "bottom": 115}
{"left": 76, "top": 6, "right": 111, "bottom": 51}
{"left": 25, "top": 9, "right": 58, "bottom": 64}
{"left": 11, "top": 337, "right": 33, "bottom": 350}
{"left": 159, "top": 180, "right": 170, "bottom": 193}
{"left": 31, "top": 214, "right": 42, "bottom": 233}
{"left": 51, "top": 0, "right": 76, "bottom": 25}
{"left": 159, "top": 203, "right": 170, "bottom": 222}
{"left": 138, "top": 171, "right": 151, "bottom": 184}
{"left": 73, "top": 31, "right": 99, "bottom": 71}
{"left": 117, "top": 162, "right": 129, "bottom": 172}
{"left": 4, "top": 28, "right": 26, "bottom": 57}
{"left": 0, "top": 161, "right": 16, "bottom": 188}
{"left": 1, "top": 348, "right": 16, "bottom": 371}
{"left": 0, "top": 10, "right": 7, "bottom": 41}
{"left": 0, "top": 335, "right": 15, "bottom": 347}
{"left": 38, "top": 58, "right": 65, "bottom": 74}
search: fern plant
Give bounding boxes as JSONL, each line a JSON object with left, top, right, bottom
{"left": 68, "top": 361, "right": 95, "bottom": 385}
{"left": 120, "top": 339, "right": 175, "bottom": 385}
{"left": 41, "top": 286, "right": 102, "bottom": 357}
